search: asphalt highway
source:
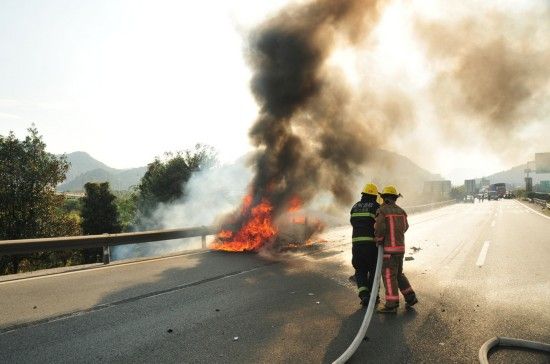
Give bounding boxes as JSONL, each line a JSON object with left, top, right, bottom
{"left": 0, "top": 199, "right": 549, "bottom": 363}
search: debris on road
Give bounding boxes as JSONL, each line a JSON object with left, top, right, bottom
{"left": 233, "top": 336, "right": 239, "bottom": 341}
{"left": 308, "top": 293, "right": 315, "bottom": 296}
{"left": 405, "top": 256, "right": 414, "bottom": 261}
{"left": 410, "top": 246, "right": 422, "bottom": 253}
{"left": 33, "top": 306, "right": 37, "bottom": 309}
{"left": 167, "top": 329, "right": 173, "bottom": 333}
{"left": 316, "top": 301, "right": 320, "bottom": 304}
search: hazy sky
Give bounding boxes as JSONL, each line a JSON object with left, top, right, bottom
{"left": 1, "top": 0, "right": 548, "bottom": 184}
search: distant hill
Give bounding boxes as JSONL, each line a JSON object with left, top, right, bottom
{"left": 62, "top": 151, "right": 115, "bottom": 182}
{"left": 349, "top": 148, "right": 441, "bottom": 206}
{"left": 56, "top": 149, "right": 439, "bottom": 197}
{"left": 57, "top": 152, "right": 147, "bottom": 192}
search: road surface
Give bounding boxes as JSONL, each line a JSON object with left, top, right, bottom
{"left": 0, "top": 199, "right": 549, "bottom": 363}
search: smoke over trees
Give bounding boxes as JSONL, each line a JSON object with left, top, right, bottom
{"left": 135, "top": 144, "right": 218, "bottom": 228}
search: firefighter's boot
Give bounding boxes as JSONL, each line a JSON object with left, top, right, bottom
{"left": 405, "top": 296, "right": 418, "bottom": 308}
{"left": 359, "top": 290, "right": 370, "bottom": 306}
{"left": 376, "top": 304, "right": 397, "bottom": 313}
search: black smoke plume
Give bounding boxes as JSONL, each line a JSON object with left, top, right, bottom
{"left": 219, "top": 0, "right": 388, "bottom": 232}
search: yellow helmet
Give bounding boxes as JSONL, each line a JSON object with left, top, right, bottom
{"left": 381, "top": 185, "right": 401, "bottom": 196}
{"left": 362, "top": 183, "right": 379, "bottom": 196}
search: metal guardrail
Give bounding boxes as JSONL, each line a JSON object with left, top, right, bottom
{"left": 405, "top": 199, "right": 456, "bottom": 214}
{"left": 0, "top": 226, "right": 218, "bottom": 264}
{"left": 0, "top": 200, "right": 457, "bottom": 266}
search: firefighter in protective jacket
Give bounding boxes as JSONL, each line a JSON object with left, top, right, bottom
{"left": 350, "top": 183, "right": 381, "bottom": 306}
{"left": 375, "top": 185, "right": 418, "bottom": 313}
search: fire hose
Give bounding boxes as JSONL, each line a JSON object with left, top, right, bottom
{"left": 332, "top": 245, "right": 384, "bottom": 364}
{"left": 478, "top": 337, "right": 550, "bottom": 363}
{"left": 330, "top": 245, "right": 550, "bottom": 363}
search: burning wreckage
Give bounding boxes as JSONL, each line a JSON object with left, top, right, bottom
{"left": 210, "top": 0, "right": 386, "bottom": 252}
{"left": 211, "top": 195, "right": 325, "bottom": 252}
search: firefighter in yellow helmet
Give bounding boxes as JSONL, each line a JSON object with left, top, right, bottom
{"left": 350, "top": 183, "right": 381, "bottom": 306}
{"left": 375, "top": 185, "right": 418, "bottom": 313}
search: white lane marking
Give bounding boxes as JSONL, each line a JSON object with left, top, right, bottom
{"left": 476, "top": 241, "right": 491, "bottom": 267}
{"left": 491, "top": 220, "right": 496, "bottom": 227}
{"left": 513, "top": 200, "right": 550, "bottom": 220}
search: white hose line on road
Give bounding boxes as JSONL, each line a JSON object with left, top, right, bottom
{"left": 332, "top": 246, "right": 383, "bottom": 364}
{"left": 479, "top": 336, "right": 550, "bottom": 363}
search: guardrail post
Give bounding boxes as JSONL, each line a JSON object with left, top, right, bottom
{"left": 102, "top": 245, "right": 110, "bottom": 264}
{"left": 201, "top": 227, "right": 207, "bottom": 249}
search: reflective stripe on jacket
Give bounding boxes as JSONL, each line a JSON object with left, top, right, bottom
{"left": 375, "top": 202, "right": 409, "bottom": 254}
{"left": 350, "top": 197, "right": 379, "bottom": 243}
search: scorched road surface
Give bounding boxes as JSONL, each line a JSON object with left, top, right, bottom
{"left": 0, "top": 199, "right": 549, "bottom": 363}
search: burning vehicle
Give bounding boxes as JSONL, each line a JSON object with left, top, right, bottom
{"left": 207, "top": 0, "right": 386, "bottom": 253}
{"left": 210, "top": 195, "right": 325, "bottom": 252}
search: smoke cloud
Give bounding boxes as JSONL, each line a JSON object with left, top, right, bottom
{"left": 225, "top": 0, "right": 394, "bottom": 230}
{"left": 132, "top": 0, "right": 550, "bottom": 256}
{"left": 112, "top": 158, "right": 252, "bottom": 260}
{"left": 414, "top": 4, "right": 550, "bottom": 148}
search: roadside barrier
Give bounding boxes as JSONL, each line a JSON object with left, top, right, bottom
{"left": 405, "top": 199, "right": 456, "bottom": 214}
{"left": 0, "top": 226, "right": 218, "bottom": 264}
{"left": 0, "top": 200, "right": 456, "bottom": 267}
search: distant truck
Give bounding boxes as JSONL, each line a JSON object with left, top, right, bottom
{"left": 488, "top": 183, "right": 506, "bottom": 199}
{"left": 464, "top": 179, "right": 476, "bottom": 195}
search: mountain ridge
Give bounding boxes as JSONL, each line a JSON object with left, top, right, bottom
{"left": 57, "top": 152, "right": 147, "bottom": 192}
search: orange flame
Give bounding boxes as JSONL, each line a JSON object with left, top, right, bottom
{"left": 287, "top": 196, "right": 302, "bottom": 212}
{"left": 212, "top": 198, "right": 277, "bottom": 252}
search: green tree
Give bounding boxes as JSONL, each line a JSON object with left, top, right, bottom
{"left": 0, "top": 127, "right": 81, "bottom": 274}
{"left": 80, "top": 182, "right": 121, "bottom": 263}
{"left": 81, "top": 182, "right": 121, "bottom": 234}
{"left": 115, "top": 189, "right": 138, "bottom": 232}
{"left": 62, "top": 196, "right": 81, "bottom": 214}
{"left": 136, "top": 144, "right": 217, "bottom": 226}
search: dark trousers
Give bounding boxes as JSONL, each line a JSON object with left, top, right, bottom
{"left": 352, "top": 243, "right": 379, "bottom": 297}
{"left": 382, "top": 253, "right": 415, "bottom": 308}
